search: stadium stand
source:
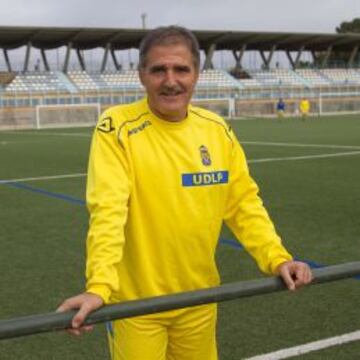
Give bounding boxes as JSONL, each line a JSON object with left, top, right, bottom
{"left": 238, "top": 78, "right": 263, "bottom": 88}
{"left": 2, "top": 26, "right": 360, "bottom": 126}
{"left": 69, "top": 69, "right": 241, "bottom": 91}
{"left": 5, "top": 71, "right": 69, "bottom": 93}
{"left": 67, "top": 71, "right": 101, "bottom": 91}
{"left": 319, "top": 68, "right": 360, "bottom": 85}
{"left": 196, "top": 69, "right": 242, "bottom": 89}
{"left": 248, "top": 69, "right": 308, "bottom": 87}
{"left": 295, "top": 69, "right": 331, "bottom": 87}
{"left": 100, "top": 70, "right": 142, "bottom": 89}
{"left": 272, "top": 69, "right": 309, "bottom": 87}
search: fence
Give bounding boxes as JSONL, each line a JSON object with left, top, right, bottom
{"left": 2, "top": 87, "right": 360, "bottom": 129}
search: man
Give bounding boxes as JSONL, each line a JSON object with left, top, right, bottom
{"left": 299, "top": 98, "right": 310, "bottom": 120}
{"left": 276, "top": 98, "right": 285, "bottom": 119}
{"left": 58, "top": 26, "right": 312, "bottom": 359}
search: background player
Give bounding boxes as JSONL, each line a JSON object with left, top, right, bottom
{"left": 299, "top": 97, "right": 310, "bottom": 120}
{"left": 276, "top": 98, "right": 286, "bottom": 119}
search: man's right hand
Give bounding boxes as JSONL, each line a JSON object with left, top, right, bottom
{"left": 57, "top": 292, "right": 104, "bottom": 336}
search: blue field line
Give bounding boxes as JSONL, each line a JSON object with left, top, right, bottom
{"left": 3, "top": 181, "right": 359, "bottom": 281}
{"left": 220, "top": 238, "right": 360, "bottom": 281}
{"left": 4, "top": 182, "right": 86, "bottom": 206}
{"left": 294, "top": 257, "right": 360, "bottom": 280}
{"left": 219, "top": 238, "right": 243, "bottom": 249}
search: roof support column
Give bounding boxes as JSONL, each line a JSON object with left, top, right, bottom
{"left": 3, "top": 49, "right": 12, "bottom": 72}
{"left": 41, "top": 49, "right": 50, "bottom": 71}
{"left": 321, "top": 46, "right": 332, "bottom": 68}
{"left": 101, "top": 43, "right": 111, "bottom": 73}
{"left": 294, "top": 46, "right": 304, "bottom": 69}
{"left": 203, "top": 43, "right": 216, "bottom": 70}
{"left": 63, "top": 42, "right": 73, "bottom": 73}
{"left": 111, "top": 49, "right": 121, "bottom": 71}
{"left": 348, "top": 45, "right": 359, "bottom": 68}
{"left": 76, "top": 49, "right": 86, "bottom": 71}
{"left": 232, "top": 44, "right": 247, "bottom": 69}
{"left": 23, "top": 41, "right": 32, "bottom": 73}
{"left": 259, "top": 45, "right": 276, "bottom": 69}
{"left": 311, "top": 50, "right": 319, "bottom": 67}
{"left": 286, "top": 50, "right": 295, "bottom": 69}
{"left": 287, "top": 47, "right": 304, "bottom": 69}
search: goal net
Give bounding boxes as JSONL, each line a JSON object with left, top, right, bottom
{"left": 35, "top": 103, "right": 101, "bottom": 129}
{"left": 191, "top": 98, "right": 234, "bottom": 118}
{"left": 318, "top": 93, "right": 360, "bottom": 115}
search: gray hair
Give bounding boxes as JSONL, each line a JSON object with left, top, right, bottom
{"left": 139, "top": 26, "right": 200, "bottom": 69}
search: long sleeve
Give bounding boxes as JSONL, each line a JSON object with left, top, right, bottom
{"left": 224, "top": 132, "right": 292, "bottom": 275}
{"left": 85, "top": 112, "right": 131, "bottom": 303}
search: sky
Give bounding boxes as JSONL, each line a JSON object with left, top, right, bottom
{"left": 1, "top": 0, "right": 360, "bottom": 70}
{"left": 0, "top": 0, "right": 360, "bottom": 33}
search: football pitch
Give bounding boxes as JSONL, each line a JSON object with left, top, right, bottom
{"left": 0, "top": 114, "right": 359, "bottom": 359}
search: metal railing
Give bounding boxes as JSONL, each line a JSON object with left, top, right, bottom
{"left": 0, "top": 262, "right": 359, "bottom": 340}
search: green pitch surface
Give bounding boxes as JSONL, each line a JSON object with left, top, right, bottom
{"left": 0, "top": 115, "right": 359, "bottom": 359}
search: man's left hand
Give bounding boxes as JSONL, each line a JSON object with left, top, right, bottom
{"left": 276, "top": 261, "right": 313, "bottom": 291}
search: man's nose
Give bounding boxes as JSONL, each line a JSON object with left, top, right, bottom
{"left": 163, "top": 70, "right": 177, "bottom": 86}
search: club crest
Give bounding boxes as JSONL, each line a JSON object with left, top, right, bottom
{"left": 199, "top": 145, "right": 211, "bottom": 166}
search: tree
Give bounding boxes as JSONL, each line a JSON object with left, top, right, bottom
{"left": 336, "top": 18, "right": 360, "bottom": 34}
{"left": 333, "top": 18, "right": 360, "bottom": 67}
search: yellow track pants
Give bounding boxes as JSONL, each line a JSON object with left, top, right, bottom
{"left": 107, "top": 304, "right": 218, "bottom": 360}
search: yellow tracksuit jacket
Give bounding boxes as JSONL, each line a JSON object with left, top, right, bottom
{"left": 85, "top": 98, "right": 292, "bottom": 304}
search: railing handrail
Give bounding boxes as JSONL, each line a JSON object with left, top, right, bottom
{"left": 0, "top": 261, "right": 359, "bottom": 341}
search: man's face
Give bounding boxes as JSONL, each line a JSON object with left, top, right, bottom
{"left": 139, "top": 43, "right": 199, "bottom": 122}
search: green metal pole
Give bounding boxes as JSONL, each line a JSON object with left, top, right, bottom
{"left": 0, "top": 262, "right": 359, "bottom": 340}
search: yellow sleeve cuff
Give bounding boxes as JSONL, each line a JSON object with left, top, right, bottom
{"left": 270, "top": 256, "right": 293, "bottom": 275}
{"left": 86, "top": 284, "right": 112, "bottom": 304}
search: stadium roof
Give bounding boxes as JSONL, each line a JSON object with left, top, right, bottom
{"left": 1, "top": 26, "right": 360, "bottom": 52}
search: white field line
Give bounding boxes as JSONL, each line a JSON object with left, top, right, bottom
{"left": 242, "top": 141, "right": 360, "bottom": 150}
{"left": 231, "top": 116, "right": 256, "bottom": 121}
{"left": 3, "top": 131, "right": 91, "bottom": 137}
{"left": 7, "top": 135, "right": 358, "bottom": 150}
{"left": 244, "top": 329, "right": 360, "bottom": 360}
{"left": 0, "top": 140, "right": 58, "bottom": 145}
{"left": 4, "top": 134, "right": 360, "bottom": 150}
{"left": 0, "top": 173, "right": 86, "bottom": 184}
{"left": 248, "top": 151, "right": 360, "bottom": 164}
{"left": 1, "top": 151, "right": 359, "bottom": 185}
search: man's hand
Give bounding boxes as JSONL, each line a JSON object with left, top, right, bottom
{"left": 57, "top": 292, "right": 104, "bottom": 336}
{"left": 276, "top": 260, "right": 313, "bottom": 291}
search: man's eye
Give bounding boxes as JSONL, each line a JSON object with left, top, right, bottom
{"left": 176, "top": 67, "right": 190, "bottom": 73}
{"left": 150, "top": 67, "right": 165, "bottom": 74}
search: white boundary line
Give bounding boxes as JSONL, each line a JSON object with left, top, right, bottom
{"left": 1, "top": 151, "right": 360, "bottom": 184}
{"left": 244, "top": 329, "right": 360, "bottom": 360}
{"left": 0, "top": 173, "right": 86, "bottom": 184}
{"left": 3, "top": 132, "right": 359, "bottom": 149}
{"left": 2, "top": 131, "right": 91, "bottom": 137}
{"left": 242, "top": 141, "right": 360, "bottom": 150}
{"left": 248, "top": 151, "right": 360, "bottom": 164}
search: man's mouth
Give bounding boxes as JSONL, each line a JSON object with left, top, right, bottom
{"left": 160, "top": 89, "right": 184, "bottom": 97}
{"left": 160, "top": 92, "right": 181, "bottom": 97}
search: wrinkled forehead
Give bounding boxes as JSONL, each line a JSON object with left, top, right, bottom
{"left": 140, "top": 38, "right": 199, "bottom": 70}
{"left": 141, "top": 43, "right": 198, "bottom": 71}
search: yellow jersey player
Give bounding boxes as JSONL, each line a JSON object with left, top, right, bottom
{"left": 299, "top": 98, "right": 310, "bottom": 120}
{"left": 58, "top": 26, "right": 312, "bottom": 360}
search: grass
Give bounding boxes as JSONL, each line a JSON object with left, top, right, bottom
{"left": 0, "top": 115, "right": 359, "bottom": 359}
